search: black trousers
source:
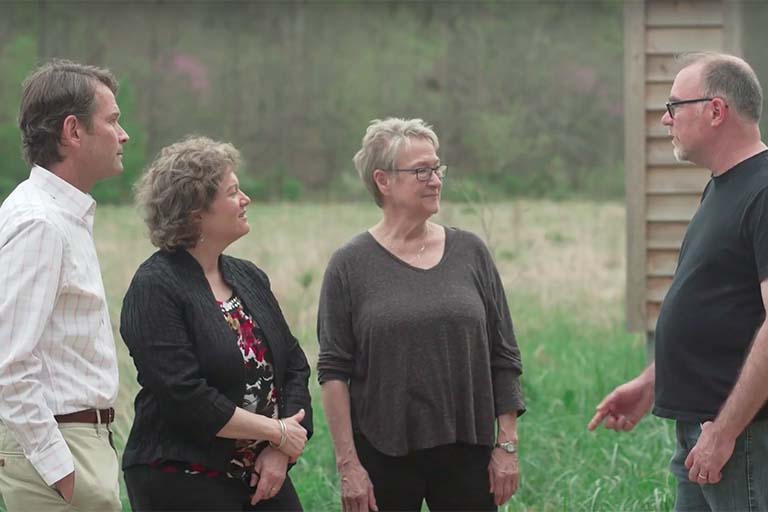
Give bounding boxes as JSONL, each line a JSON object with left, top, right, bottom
{"left": 354, "top": 434, "right": 497, "bottom": 512}
{"left": 124, "top": 465, "right": 302, "bottom": 512}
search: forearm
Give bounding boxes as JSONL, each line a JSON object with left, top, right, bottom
{"left": 216, "top": 407, "right": 281, "bottom": 444}
{"left": 321, "top": 380, "right": 360, "bottom": 467}
{"left": 713, "top": 319, "right": 768, "bottom": 439}
{"left": 496, "top": 412, "right": 518, "bottom": 443}
{"left": 639, "top": 362, "right": 655, "bottom": 386}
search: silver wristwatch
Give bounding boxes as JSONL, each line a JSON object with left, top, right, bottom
{"left": 495, "top": 441, "right": 517, "bottom": 454}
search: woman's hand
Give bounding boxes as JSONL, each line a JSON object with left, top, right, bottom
{"left": 339, "top": 460, "right": 378, "bottom": 512}
{"left": 249, "top": 446, "right": 289, "bottom": 505}
{"left": 274, "top": 409, "right": 307, "bottom": 461}
{"left": 488, "top": 448, "right": 519, "bottom": 506}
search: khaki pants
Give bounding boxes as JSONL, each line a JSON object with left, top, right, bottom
{"left": 0, "top": 422, "right": 121, "bottom": 512}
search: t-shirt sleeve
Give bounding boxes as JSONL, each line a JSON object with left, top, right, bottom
{"left": 316, "top": 256, "right": 356, "bottom": 384}
{"left": 746, "top": 186, "right": 768, "bottom": 282}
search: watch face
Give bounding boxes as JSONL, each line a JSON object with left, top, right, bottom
{"left": 497, "top": 442, "right": 516, "bottom": 453}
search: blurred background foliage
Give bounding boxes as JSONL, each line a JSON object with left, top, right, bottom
{"left": 1, "top": 1, "right": 767, "bottom": 204}
{"left": 0, "top": 0, "right": 624, "bottom": 203}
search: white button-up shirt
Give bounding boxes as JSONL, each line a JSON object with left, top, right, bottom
{"left": 0, "top": 166, "right": 118, "bottom": 485}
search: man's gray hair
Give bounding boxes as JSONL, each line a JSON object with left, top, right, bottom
{"left": 679, "top": 52, "right": 763, "bottom": 122}
{"left": 353, "top": 118, "right": 439, "bottom": 207}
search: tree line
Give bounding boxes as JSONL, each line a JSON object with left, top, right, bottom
{"left": 9, "top": 1, "right": 768, "bottom": 204}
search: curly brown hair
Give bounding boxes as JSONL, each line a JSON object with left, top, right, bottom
{"left": 135, "top": 136, "right": 241, "bottom": 251}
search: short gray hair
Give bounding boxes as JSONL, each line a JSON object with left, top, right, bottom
{"left": 679, "top": 52, "right": 763, "bottom": 122}
{"left": 353, "top": 118, "right": 439, "bottom": 207}
{"left": 135, "top": 136, "right": 241, "bottom": 252}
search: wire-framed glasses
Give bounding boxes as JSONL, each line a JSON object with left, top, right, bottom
{"left": 393, "top": 164, "right": 447, "bottom": 181}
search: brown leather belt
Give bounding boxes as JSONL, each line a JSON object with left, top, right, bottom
{"left": 54, "top": 408, "right": 115, "bottom": 424}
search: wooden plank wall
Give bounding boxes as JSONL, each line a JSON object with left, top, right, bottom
{"left": 625, "top": 1, "right": 741, "bottom": 333}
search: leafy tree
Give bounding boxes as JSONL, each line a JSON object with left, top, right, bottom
{"left": 0, "top": 35, "right": 36, "bottom": 198}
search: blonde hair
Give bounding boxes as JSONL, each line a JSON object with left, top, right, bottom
{"left": 135, "top": 136, "right": 241, "bottom": 251}
{"left": 353, "top": 118, "right": 439, "bottom": 207}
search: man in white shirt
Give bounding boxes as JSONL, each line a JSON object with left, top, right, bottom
{"left": 0, "top": 60, "right": 129, "bottom": 511}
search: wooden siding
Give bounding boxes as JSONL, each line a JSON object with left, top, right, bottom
{"left": 624, "top": 0, "right": 741, "bottom": 333}
{"left": 646, "top": 167, "right": 710, "bottom": 194}
{"left": 625, "top": 0, "right": 646, "bottom": 332}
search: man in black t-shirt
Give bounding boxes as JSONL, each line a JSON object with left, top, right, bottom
{"left": 589, "top": 52, "right": 768, "bottom": 511}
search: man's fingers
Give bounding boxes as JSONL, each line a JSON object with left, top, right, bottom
{"left": 595, "top": 390, "right": 620, "bottom": 412}
{"left": 684, "top": 449, "right": 694, "bottom": 470}
{"left": 614, "top": 416, "right": 634, "bottom": 432}
{"left": 687, "top": 461, "right": 702, "bottom": 483}
{"left": 587, "top": 409, "right": 609, "bottom": 431}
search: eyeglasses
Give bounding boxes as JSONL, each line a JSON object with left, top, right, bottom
{"left": 665, "top": 97, "right": 713, "bottom": 119}
{"left": 393, "top": 164, "right": 447, "bottom": 182}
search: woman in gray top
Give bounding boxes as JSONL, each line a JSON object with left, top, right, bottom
{"left": 317, "top": 118, "right": 525, "bottom": 512}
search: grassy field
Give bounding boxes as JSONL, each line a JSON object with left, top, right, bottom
{"left": 5, "top": 201, "right": 677, "bottom": 511}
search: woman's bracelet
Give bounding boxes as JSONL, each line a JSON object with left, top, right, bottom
{"left": 270, "top": 418, "right": 287, "bottom": 449}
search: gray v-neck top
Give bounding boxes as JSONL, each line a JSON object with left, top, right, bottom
{"left": 317, "top": 226, "right": 525, "bottom": 456}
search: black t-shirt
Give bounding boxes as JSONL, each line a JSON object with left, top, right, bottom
{"left": 654, "top": 150, "right": 768, "bottom": 423}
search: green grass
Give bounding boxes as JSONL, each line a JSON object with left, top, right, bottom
{"left": 287, "top": 297, "right": 676, "bottom": 512}
{"left": 2, "top": 201, "right": 676, "bottom": 511}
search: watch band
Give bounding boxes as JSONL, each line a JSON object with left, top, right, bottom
{"left": 495, "top": 441, "right": 517, "bottom": 454}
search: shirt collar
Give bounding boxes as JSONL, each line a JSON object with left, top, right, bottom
{"left": 29, "top": 166, "right": 96, "bottom": 221}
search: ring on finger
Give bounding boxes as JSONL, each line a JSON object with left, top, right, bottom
{"left": 697, "top": 473, "right": 707, "bottom": 480}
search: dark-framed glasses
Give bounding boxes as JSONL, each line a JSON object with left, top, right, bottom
{"left": 394, "top": 164, "right": 447, "bottom": 181}
{"left": 665, "top": 97, "right": 713, "bottom": 119}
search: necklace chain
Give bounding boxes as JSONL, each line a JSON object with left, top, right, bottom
{"left": 378, "top": 224, "right": 432, "bottom": 261}
{"left": 416, "top": 224, "right": 430, "bottom": 260}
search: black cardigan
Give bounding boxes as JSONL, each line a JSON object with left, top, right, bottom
{"left": 120, "top": 250, "right": 313, "bottom": 471}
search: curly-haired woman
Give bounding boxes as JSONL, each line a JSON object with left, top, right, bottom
{"left": 121, "top": 136, "right": 312, "bottom": 511}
